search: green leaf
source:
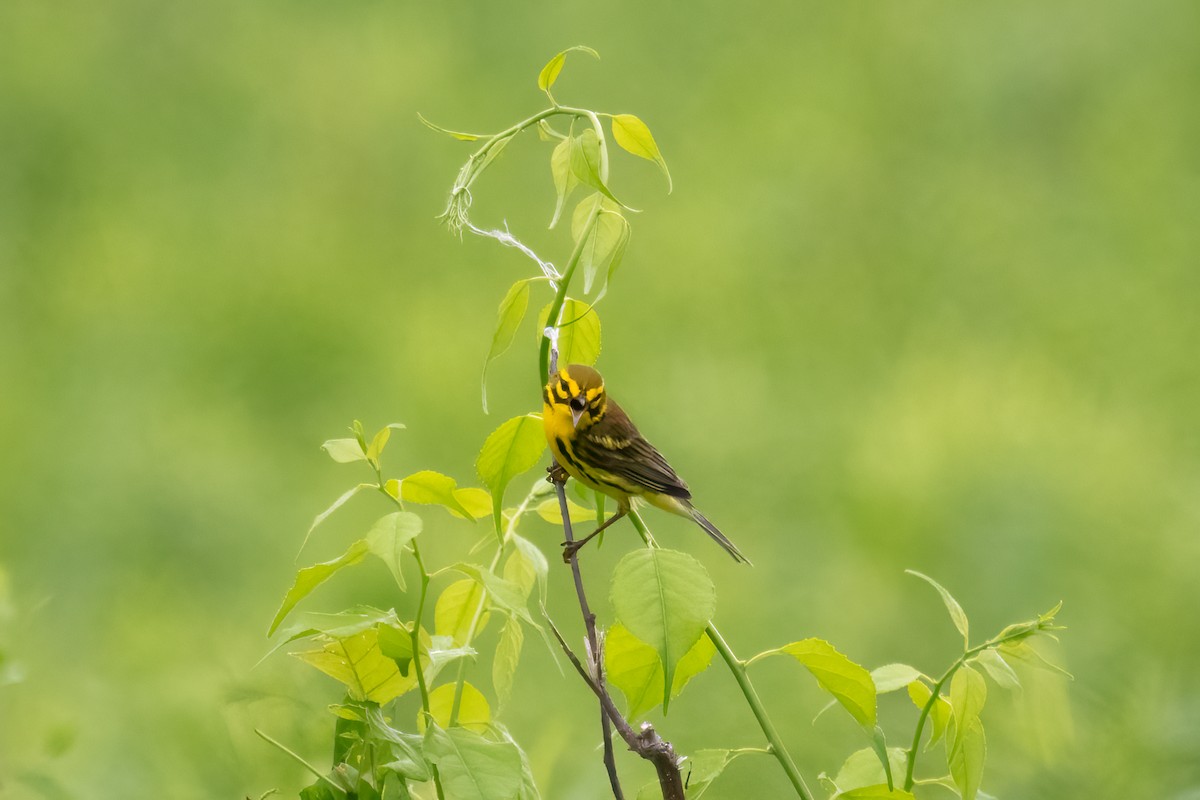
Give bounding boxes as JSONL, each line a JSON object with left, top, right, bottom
{"left": 365, "top": 706, "right": 431, "bottom": 782}
{"left": 270, "top": 539, "right": 370, "bottom": 635}
{"left": 949, "top": 665, "right": 987, "bottom": 756}
{"left": 571, "top": 193, "right": 630, "bottom": 296}
{"left": 906, "top": 570, "right": 969, "bottom": 647}
{"left": 322, "top": 438, "right": 365, "bottom": 463}
{"left": 417, "top": 112, "right": 484, "bottom": 142}
{"left": 493, "top": 616, "right": 524, "bottom": 706}
{"left": 449, "top": 562, "right": 536, "bottom": 628}
{"left": 838, "top": 787, "right": 916, "bottom": 799}
{"left": 423, "top": 724, "right": 524, "bottom": 800}
{"left": 780, "top": 639, "right": 877, "bottom": 728}
{"left": 610, "top": 113, "right": 672, "bottom": 192}
{"left": 610, "top": 549, "right": 715, "bottom": 712}
{"left": 366, "top": 425, "right": 394, "bottom": 466}
{"left": 401, "top": 471, "right": 474, "bottom": 519}
{"left": 972, "top": 649, "right": 1020, "bottom": 690}
{"left": 483, "top": 280, "right": 533, "bottom": 413}
{"left": 537, "top": 45, "right": 599, "bottom": 93}
{"left": 604, "top": 622, "right": 716, "bottom": 719}
{"left": 948, "top": 717, "right": 987, "bottom": 800}
{"left": 682, "top": 748, "right": 748, "bottom": 798}
{"left": 301, "top": 483, "right": 373, "bottom": 555}
{"left": 537, "top": 299, "right": 601, "bottom": 367}
{"left": 426, "top": 682, "right": 491, "bottom": 733}
{"left": 452, "top": 488, "right": 494, "bottom": 521}
{"left": 507, "top": 533, "right": 549, "bottom": 603}
{"left": 365, "top": 512, "right": 422, "bottom": 591}
{"left": 549, "top": 137, "right": 578, "bottom": 229}
{"left": 535, "top": 497, "right": 595, "bottom": 525}
{"left": 871, "top": 663, "right": 924, "bottom": 694}
{"left": 568, "top": 129, "right": 630, "bottom": 209}
{"left": 907, "top": 680, "right": 952, "bottom": 749}
{"left": 435, "top": 579, "right": 490, "bottom": 646}
{"left": 294, "top": 625, "right": 417, "bottom": 703}
{"left": 827, "top": 747, "right": 909, "bottom": 795}
{"left": 476, "top": 415, "right": 547, "bottom": 535}
{"left": 998, "top": 639, "right": 1074, "bottom": 679}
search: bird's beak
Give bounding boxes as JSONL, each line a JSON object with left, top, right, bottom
{"left": 570, "top": 406, "right": 585, "bottom": 428}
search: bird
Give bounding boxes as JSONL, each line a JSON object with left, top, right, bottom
{"left": 541, "top": 363, "right": 750, "bottom": 564}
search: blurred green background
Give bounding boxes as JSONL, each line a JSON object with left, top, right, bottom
{"left": 2, "top": 1, "right": 1198, "bottom": 798}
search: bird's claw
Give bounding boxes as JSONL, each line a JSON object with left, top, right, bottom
{"left": 546, "top": 463, "right": 569, "bottom": 484}
{"left": 561, "top": 540, "right": 583, "bottom": 563}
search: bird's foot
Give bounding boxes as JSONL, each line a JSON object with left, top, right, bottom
{"left": 561, "top": 539, "right": 585, "bottom": 563}
{"left": 546, "top": 463, "right": 569, "bottom": 485}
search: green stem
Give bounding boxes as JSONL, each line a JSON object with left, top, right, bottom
{"left": 626, "top": 510, "right": 813, "bottom": 800}
{"left": 902, "top": 628, "right": 1042, "bottom": 790}
{"left": 409, "top": 541, "right": 446, "bottom": 800}
{"left": 538, "top": 204, "right": 601, "bottom": 382}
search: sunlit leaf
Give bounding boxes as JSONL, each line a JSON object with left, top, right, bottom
{"left": 417, "top": 112, "right": 484, "bottom": 141}
{"left": 907, "top": 680, "right": 952, "bottom": 750}
{"left": 838, "top": 786, "right": 916, "bottom": 799}
{"left": 400, "top": 471, "right": 474, "bottom": 519}
{"left": 604, "top": 622, "right": 716, "bottom": 719}
{"left": 537, "top": 299, "right": 601, "bottom": 367}
{"left": 537, "top": 46, "right": 599, "bottom": 93}
{"left": 425, "top": 682, "right": 491, "bottom": 733}
{"left": 571, "top": 193, "right": 630, "bottom": 295}
{"left": 610, "top": 549, "right": 715, "bottom": 712}
{"left": 906, "top": 570, "right": 969, "bottom": 647}
{"left": 435, "top": 579, "right": 490, "bottom": 646}
{"left": 294, "top": 625, "right": 417, "bottom": 703}
{"left": 452, "top": 488, "right": 494, "bottom": 521}
{"left": 568, "top": 129, "right": 631, "bottom": 209}
{"left": 322, "top": 438, "right": 365, "bottom": 463}
{"left": 827, "top": 747, "right": 909, "bottom": 795}
{"left": 948, "top": 716, "right": 987, "bottom": 800}
{"left": 508, "top": 533, "right": 549, "bottom": 603}
{"left": 998, "top": 639, "right": 1074, "bottom": 679}
{"left": 365, "top": 512, "right": 422, "bottom": 591}
{"left": 423, "top": 724, "right": 524, "bottom": 800}
{"left": 972, "top": 649, "right": 1020, "bottom": 690}
{"left": 270, "top": 539, "right": 370, "bottom": 635}
{"left": 476, "top": 415, "right": 547, "bottom": 535}
{"left": 610, "top": 113, "right": 672, "bottom": 192}
{"left": 682, "top": 748, "right": 748, "bottom": 798}
{"left": 535, "top": 497, "right": 595, "bottom": 524}
{"left": 366, "top": 426, "right": 391, "bottom": 465}
{"left": 871, "top": 663, "right": 925, "bottom": 694}
{"left": 780, "top": 638, "right": 877, "bottom": 728}
{"left": 483, "top": 279, "right": 533, "bottom": 413}
{"left": 301, "top": 483, "right": 373, "bottom": 555}
{"left": 449, "top": 562, "right": 536, "bottom": 630}
{"left": 549, "top": 137, "right": 578, "bottom": 229}
{"left": 493, "top": 616, "right": 524, "bottom": 707}
{"left": 365, "top": 705, "right": 431, "bottom": 782}
{"left": 950, "top": 665, "right": 987, "bottom": 756}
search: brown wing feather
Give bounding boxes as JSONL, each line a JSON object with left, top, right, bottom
{"left": 575, "top": 399, "right": 692, "bottom": 500}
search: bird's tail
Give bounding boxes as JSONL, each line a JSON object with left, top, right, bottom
{"left": 687, "top": 504, "right": 752, "bottom": 565}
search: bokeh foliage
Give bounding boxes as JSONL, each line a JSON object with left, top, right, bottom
{"left": 1, "top": 0, "right": 1198, "bottom": 798}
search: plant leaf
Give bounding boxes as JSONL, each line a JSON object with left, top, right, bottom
{"left": 610, "top": 113, "right": 672, "bottom": 192}
{"left": 906, "top": 570, "right": 969, "bottom": 647}
{"left": 417, "top": 112, "right": 484, "bottom": 142}
{"left": 322, "top": 438, "right": 365, "bottom": 463}
{"left": 537, "top": 299, "right": 601, "bottom": 367}
{"left": 571, "top": 193, "right": 630, "bottom": 295}
{"left": 449, "top": 562, "right": 536, "bottom": 628}
{"left": 435, "top": 579, "right": 490, "bottom": 646}
{"left": 780, "top": 639, "right": 877, "bottom": 728}
{"left": 828, "top": 747, "right": 909, "bottom": 795}
{"left": 609, "top": 549, "right": 715, "bottom": 713}
{"left": 294, "top": 625, "right": 417, "bottom": 703}
{"left": 425, "top": 682, "right": 491, "bottom": 733}
{"left": 493, "top": 616, "right": 524, "bottom": 707}
{"left": 365, "top": 512, "right": 422, "bottom": 591}
{"left": 482, "top": 279, "right": 533, "bottom": 413}
{"left": 300, "top": 483, "right": 373, "bottom": 556}
{"left": 536, "top": 46, "right": 599, "bottom": 93}
{"left": 476, "top": 415, "right": 547, "bottom": 535}
{"left": 452, "top": 487, "right": 494, "bottom": 520}
{"left": 604, "top": 622, "right": 716, "bottom": 719}
{"left": 949, "top": 665, "right": 987, "bottom": 756}
{"left": 948, "top": 716, "right": 987, "bottom": 800}
{"left": 681, "top": 748, "right": 748, "bottom": 798}
{"left": 871, "top": 663, "right": 925, "bottom": 694}
{"left": 535, "top": 497, "right": 596, "bottom": 524}
{"left": 549, "top": 137, "right": 578, "bottom": 229}
{"left": 568, "top": 129, "right": 631, "bottom": 209}
{"left": 400, "top": 471, "right": 474, "bottom": 519}
{"left": 972, "top": 649, "right": 1021, "bottom": 690}
{"left": 508, "top": 533, "right": 549, "bottom": 604}
{"left": 907, "top": 680, "right": 952, "bottom": 749}
{"left": 270, "top": 539, "right": 370, "bottom": 635}
{"left": 422, "top": 724, "right": 524, "bottom": 800}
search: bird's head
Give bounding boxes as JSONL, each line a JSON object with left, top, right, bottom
{"left": 546, "top": 364, "right": 607, "bottom": 430}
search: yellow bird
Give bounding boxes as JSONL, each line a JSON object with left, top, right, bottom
{"left": 542, "top": 364, "right": 750, "bottom": 563}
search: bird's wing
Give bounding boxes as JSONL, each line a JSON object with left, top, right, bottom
{"left": 575, "top": 401, "right": 692, "bottom": 500}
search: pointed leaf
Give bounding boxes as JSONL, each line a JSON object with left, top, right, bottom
{"left": 423, "top": 724, "right": 523, "bottom": 800}
{"left": 401, "top": 471, "right": 474, "bottom": 519}
{"left": 365, "top": 512, "right": 422, "bottom": 591}
{"left": 571, "top": 194, "right": 630, "bottom": 295}
{"left": 449, "top": 562, "right": 536, "bottom": 628}
{"left": 610, "top": 549, "right": 715, "bottom": 713}
{"left": 950, "top": 665, "right": 987, "bottom": 756}
{"left": 417, "top": 112, "right": 483, "bottom": 141}
{"left": 828, "top": 747, "right": 909, "bottom": 795}
{"left": 780, "top": 639, "right": 877, "bottom": 728}
{"left": 435, "top": 579, "right": 490, "bottom": 646}
{"left": 493, "top": 616, "right": 524, "bottom": 706}
{"left": 610, "top": 113, "right": 672, "bottom": 192}
{"left": 294, "top": 625, "right": 417, "bottom": 703}
{"left": 537, "top": 46, "right": 599, "bottom": 93}
{"left": 301, "top": 483, "right": 372, "bottom": 555}
{"left": 972, "top": 649, "right": 1021, "bottom": 690}
{"left": 907, "top": 570, "right": 969, "bottom": 647}
{"left": 535, "top": 497, "right": 595, "bottom": 524}
{"left": 948, "top": 717, "right": 987, "bottom": 800}
{"left": 908, "top": 680, "right": 952, "bottom": 749}
{"left": 366, "top": 426, "right": 392, "bottom": 465}
{"left": 537, "top": 299, "right": 600, "bottom": 367}
{"left": 838, "top": 787, "right": 917, "bottom": 799}
{"left": 425, "top": 682, "right": 491, "bottom": 733}
{"left": 549, "top": 137, "right": 578, "bottom": 228}
{"left": 322, "top": 438, "right": 365, "bottom": 463}
{"left": 682, "top": 749, "right": 748, "bottom": 798}
{"left": 482, "top": 279, "right": 533, "bottom": 413}
{"left": 568, "top": 129, "right": 630, "bottom": 209}
{"left": 476, "top": 415, "right": 547, "bottom": 534}
{"left": 507, "top": 533, "right": 549, "bottom": 603}
{"left": 270, "top": 539, "right": 370, "bottom": 635}
{"left": 604, "top": 622, "right": 716, "bottom": 719}
{"left": 871, "top": 663, "right": 925, "bottom": 694}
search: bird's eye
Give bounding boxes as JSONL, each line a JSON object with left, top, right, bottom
{"left": 569, "top": 397, "right": 586, "bottom": 411}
